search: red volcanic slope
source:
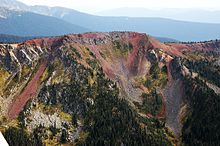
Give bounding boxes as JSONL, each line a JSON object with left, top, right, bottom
{"left": 8, "top": 60, "right": 48, "bottom": 119}
{"left": 127, "top": 33, "right": 151, "bottom": 75}
{"left": 22, "top": 33, "right": 220, "bottom": 57}
{"left": 149, "top": 37, "right": 183, "bottom": 57}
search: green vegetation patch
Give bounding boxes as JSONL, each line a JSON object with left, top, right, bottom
{"left": 138, "top": 90, "right": 163, "bottom": 116}
{"left": 71, "top": 47, "right": 82, "bottom": 59}
{"left": 113, "top": 41, "right": 133, "bottom": 57}
{"left": 0, "top": 67, "right": 10, "bottom": 93}
{"left": 143, "top": 63, "right": 168, "bottom": 91}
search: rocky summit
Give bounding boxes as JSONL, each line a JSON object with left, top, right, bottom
{"left": 0, "top": 32, "right": 220, "bottom": 145}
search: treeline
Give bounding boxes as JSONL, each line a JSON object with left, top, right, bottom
{"left": 177, "top": 39, "right": 220, "bottom": 44}
{"left": 184, "top": 59, "right": 220, "bottom": 87}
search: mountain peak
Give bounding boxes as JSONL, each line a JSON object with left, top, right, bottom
{"left": 0, "top": 0, "right": 28, "bottom": 10}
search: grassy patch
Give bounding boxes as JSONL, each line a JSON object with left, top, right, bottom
{"left": 21, "top": 65, "right": 31, "bottom": 79}
{"left": 88, "top": 70, "right": 97, "bottom": 86}
{"left": 112, "top": 41, "right": 133, "bottom": 57}
{"left": 60, "top": 112, "right": 72, "bottom": 122}
{"left": 36, "top": 103, "right": 60, "bottom": 115}
{"left": 40, "top": 68, "right": 49, "bottom": 83}
{"left": 0, "top": 67, "right": 10, "bottom": 92}
{"left": 48, "top": 58, "right": 65, "bottom": 85}
{"left": 43, "top": 138, "right": 60, "bottom": 146}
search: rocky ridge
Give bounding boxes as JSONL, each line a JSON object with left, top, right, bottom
{"left": 1, "top": 32, "right": 220, "bottom": 145}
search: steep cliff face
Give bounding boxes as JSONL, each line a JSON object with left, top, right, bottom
{"left": 1, "top": 32, "right": 220, "bottom": 145}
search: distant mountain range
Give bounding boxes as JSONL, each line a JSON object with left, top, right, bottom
{"left": 1, "top": 0, "right": 220, "bottom": 41}
{"left": 0, "top": 7, "right": 89, "bottom": 36}
{"left": 0, "top": 0, "right": 27, "bottom": 10}
{"left": 154, "top": 36, "right": 178, "bottom": 43}
{"left": 96, "top": 7, "right": 220, "bottom": 24}
{"left": 0, "top": 34, "right": 38, "bottom": 43}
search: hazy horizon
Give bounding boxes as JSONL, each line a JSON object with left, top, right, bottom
{"left": 14, "top": 0, "right": 220, "bottom": 23}
{"left": 17, "top": 0, "right": 220, "bottom": 14}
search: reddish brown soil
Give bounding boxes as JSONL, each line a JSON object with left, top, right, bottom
{"left": 21, "top": 32, "right": 220, "bottom": 56}
{"left": 8, "top": 60, "right": 48, "bottom": 119}
{"left": 149, "top": 37, "right": 183, "bottom": 57}
{"left": 146, "top": 113, "right": 154, "bottom": 118}
{"left": 127, "top": 33, "right": 150, "bottom": 75}
{"left": 22, "top": 37, "right": 60, "bottom": 47}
